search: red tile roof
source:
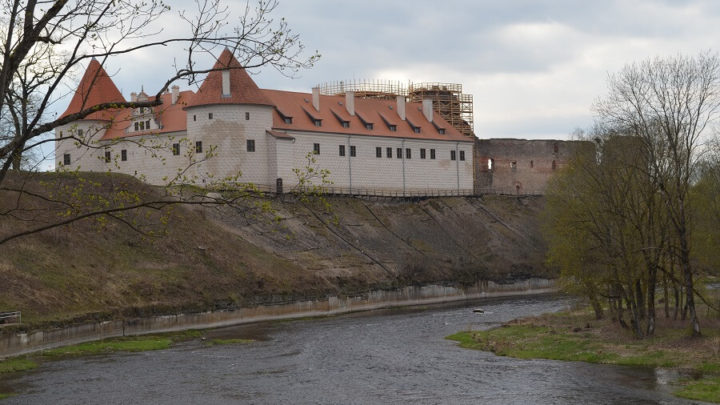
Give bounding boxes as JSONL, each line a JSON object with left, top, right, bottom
{"left": 100, "top": 91, "right": 194, "bottom": 140}
{"left": 63, "top": 50, "right": 473, "bottom": 144}
{"left": 185, "top": 48, "right": 273, "bottom": 108}
{"left": 262, "top": 90, "right": 471, "bottom": 142}
{"left": 60, "top": 59, "right": 126, "bottom": 120}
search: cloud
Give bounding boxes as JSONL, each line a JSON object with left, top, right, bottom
{"left": 50, "top": 0, "right": 720, "bottom": 142}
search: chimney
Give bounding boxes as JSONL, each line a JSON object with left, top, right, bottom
{"left": 396, "top": 95, "right": 406, "bottom": 120}
{"left": 312, "top": 87, "right": 320, "bottom": 111}
{"left": 130, "top": 92, "right": 138, "bottom": 102}
{"left": 221, "top": 70, "right": 231, "bottom": 97}
{"left": 171, "top": 85, "right": 180, "bottom": 104}
{"left": 423, "top": 98, "right": 433, "bottom": 122}
{"left": 345, "top": 91, "right": 355, "bottom": 116}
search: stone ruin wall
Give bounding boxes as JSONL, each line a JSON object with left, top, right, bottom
{"left": 473, "top": 138, "right": 591, "bottom": 195}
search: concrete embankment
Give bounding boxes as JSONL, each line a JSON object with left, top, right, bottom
{"left": 0, "top": 279, "right": 555, "bottom": 358}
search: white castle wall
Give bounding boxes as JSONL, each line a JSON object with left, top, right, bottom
{"left": 56, "top": 104, "right": 474, "bottom": 195}
{"left": 273, "top": 131, "right": 474, "bottom": 194}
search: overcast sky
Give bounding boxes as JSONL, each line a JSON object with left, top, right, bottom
{"left": 63, "top": 0, "right": 720, "bottom": 141}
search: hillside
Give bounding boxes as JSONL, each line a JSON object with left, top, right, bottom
{"left": 0, "top": 172, "right": 552, "bottom": 328}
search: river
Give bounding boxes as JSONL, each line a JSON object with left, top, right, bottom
{"left": 2, "top": 295, "right": 696, "bottom": 404}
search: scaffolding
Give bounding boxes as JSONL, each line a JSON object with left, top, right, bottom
{"left": 318, "top": 79, "right": 408, "bottom": 100}
{"left": 318, "top": 79, "right": 474, "bottom": 137}
{"left": 408, "top": 82, "right": 474, "bottom": 137}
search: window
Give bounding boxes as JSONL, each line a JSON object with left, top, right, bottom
{"left": 396, "top": 148, "right": 402, "bottom": 159}
{"left": 530, "top": 160, "right": 534, "bottom": 168}
{"left": 420, "top": 148, "right": 426, "bottom": 159}
{"left": 430, "top": 149, "right": 436, "bottom": 159}
{"left": 313, "top": 143, "right": 320, "bottom": 155}
{"left": 342, "top": 121, "right": 350, "bottom": 128}
{"left": 405, "top": 148, "right": 411, "bottom": 159}
{"left": 172, "top": 143, "right": 180, "bottom": 155}
{"left": 208, "top": 113, "right": 213, "bottom": 119}
{"left": 139, "top": 121, "right": 145, "bottom": 131}
{"left": 121, "top": 149, "right": 127, "bottom": 161}
{"left": 105, "top": 151, "right": 111, "bottom": 163}
{"left": 460, "top": 150, "right": 466, "bottom": 161}
{"left": 196, "top": 141, "right": 203, "bottom": 153}
{"left": 247, "top": 139, "right": 256, "bottom": 152}
{"left": 313, "top": 119, "right": 322, "bottom": 127}
{"left": 365, "top": 123, "right": 373, "bottom": 130}
{"left": 140, "top": 107, "right": 145, "bottom": 114}
{"left": 413, "top": 127, "right": 421, "bottom": 133}
{"left": 145, "top": 120, "right": 150, "bottom": 129}
{"left": 245, "top": 112, "right": 250, "bottom": 120}
{"left": 552, "top": 160, "right": 557, "bottom": 170}
{"left": 283, "top": 117, "right": 292, "bottom": 124}
{"left": 63, "top": 153, "right": 71, "bottom": 165}
{"left": 193, "top": 115, "right": 197, "bottom": 122}
{"left": 389, "top": 125, "right": 397, "bottom": 132}
{"left": 511, "top": 160, "right": 516, "bottom": 171}
{"left": 339, "top": 145, "right": 345, "bottom": 157}
{"left": 386, "top": 147, "right": 392, "bottom": 158}
{"left": 438, "top": 128, "right": 446, "bottom": 134}
{"left": 78, "top": 129, "right": 84, "bottom": 136}
{"left": 376, "top": 147, "right": 382, "bottom": 158}
{"left": 451, "top": 150, "right": 457, "bottom": 161}
{"left": 134, "top": 122, "right": 139, "bottom": 131}
{"left": 350, "top": 145, "right": 356, "bottom": 157}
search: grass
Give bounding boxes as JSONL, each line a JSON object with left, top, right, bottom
{"left": 676, "top": 376, "right": 720, "bottom": 402}
{"left": 447, "top": 308, "right": 720, "bottom": 403}
{"left": 40, "top": 337, "right": 173, "bottom": 357}
{"left": 0, "top": 358, "right": 38, "bottom": 374}
{"left": 204, "top": 338, "right": 255, "bottom": 346}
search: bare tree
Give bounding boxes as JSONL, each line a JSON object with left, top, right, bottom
{"left": 594, "top": 53, "right": 720, "bottom": 336}
{"left": 0, "top": 0, "right": 319, "bottom": 244}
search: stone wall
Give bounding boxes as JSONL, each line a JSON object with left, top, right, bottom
{"left": 474, "top": 138, "right": 591, "bottom": 194}
{"left": 0, "top": 279, "right": 555, "bottom": 358}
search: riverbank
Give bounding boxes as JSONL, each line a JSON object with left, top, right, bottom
{"left": 447, "top": 306, "right": 720, "bottom": 403}
{"left": 0, "top": 280, "right": 556, "bottom": 358}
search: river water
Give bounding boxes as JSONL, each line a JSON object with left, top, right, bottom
{"left": 2, "top": 295, "right": 698, "bottom": 404}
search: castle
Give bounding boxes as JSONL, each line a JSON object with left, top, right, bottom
{"left": 55, "top": 49, "right": 475, "bottom": 196}
{"left": 56, "top": 49, "right": 578, "bottom": 195}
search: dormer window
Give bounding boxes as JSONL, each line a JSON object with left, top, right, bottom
{"left": 342, "top": 121, "right": 350, "bottom": 128}
{"left": 438, "top": 128, "right": 446, "bottom": 134}
{"left": 413, "top": 127, "right": 421, "bottom": 133}
{"left": 284, "top": 117, "right": 292, "bottom": 124}
{"left": 313, "top": 119, "right": 322, "bottom": 127}
{"left": 389, "top": 125, "right": 397, "bottom": 132}
{"left": 356, "top": 113, "right": 374, "bottom": 131}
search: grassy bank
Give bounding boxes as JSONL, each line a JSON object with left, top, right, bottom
{"left": 447, "top": 308, "right": 720, "bottom": 402}
{"left": 0, "top": 330, "right": 214, "bottom": 399}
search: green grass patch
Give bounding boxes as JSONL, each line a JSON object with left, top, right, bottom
{"left": 205, "top": 338, "right": 255, "bottom": 346}
{"left": 675, "top": 376, "right": 720, "bottom": 403}
{"left": 40, "top": 337, "right": 172, "bottom": 358}
{"left": 0, "top": 393, "right": 15, "bottom": 400}
{"left": 0, "top": 358, "right": 37, "bottom": 374}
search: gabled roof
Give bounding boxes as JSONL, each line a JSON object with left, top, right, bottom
{"left": 185, "top": 48, "right": 273, "bottom": 108}
{"left": 60, "top": 59, "right": 126, "bottom": 120}
{"left": 263, "top": 89, "right": 472, "bottom": 142}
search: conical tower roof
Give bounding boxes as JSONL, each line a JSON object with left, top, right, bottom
{"left": 60, "top": 59, "right": 125, "bottom": 120}
{"left": 186, "top": 48, "right": 273, "bottom": 108}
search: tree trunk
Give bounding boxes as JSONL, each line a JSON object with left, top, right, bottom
{"left": 647, "top": 267, "right": 657, "bottom": 336}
